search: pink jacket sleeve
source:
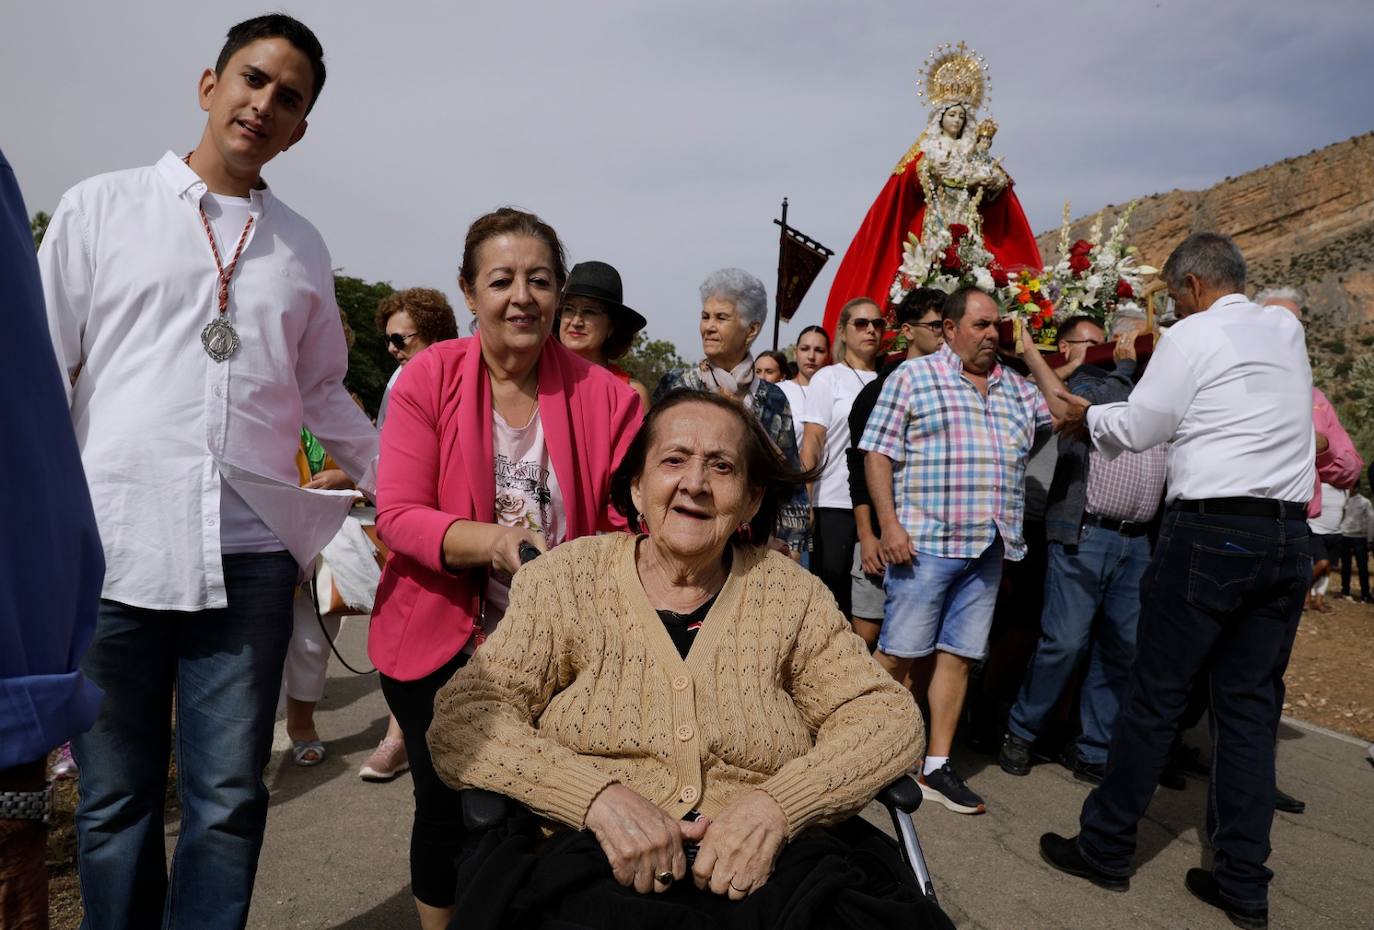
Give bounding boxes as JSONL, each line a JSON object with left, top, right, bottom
{"left": 1315, "top": 389, "right": 1362, "bottom": 489}
{"left": 599, "top": 387, "right": 645, "bottom": 532}
{"left": 375, "top": 354, "right": 465, "bottom": 575}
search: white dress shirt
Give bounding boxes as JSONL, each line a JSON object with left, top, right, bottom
{"left": 40, "top": 151, "right": 379, "bottom": 611}
{"left": 1086, "top": 294, "right": 1315, "bottom": 504}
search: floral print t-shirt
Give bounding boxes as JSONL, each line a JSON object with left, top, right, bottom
{"left": 478, "top": 408, "right": 565, "bottom": 644}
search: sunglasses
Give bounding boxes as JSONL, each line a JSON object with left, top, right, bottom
{"left": 849, "top": 317, "right": 887, "bottom": 332}
{"left": 388, "top": 332, "right": 419, "bottom": 351}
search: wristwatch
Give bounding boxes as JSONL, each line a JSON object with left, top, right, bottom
{"left": 0, "top": 784, "right": 52, "bottom": 823}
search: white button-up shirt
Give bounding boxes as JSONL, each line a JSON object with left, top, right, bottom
{"left": 1086, "top": 294, "right": 1315, "bottom": 504}
{"left": 40, "top": 151, "right": 378, "bottom": 611}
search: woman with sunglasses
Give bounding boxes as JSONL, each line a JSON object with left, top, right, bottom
{"left": 375, "top": 288, "right": 461, "bottom": 429}
{"left": 557, "top": 260, "right": 651, "bottom": 410}
{"left": 799, "top": 298, "right": 886, "bottom": 618}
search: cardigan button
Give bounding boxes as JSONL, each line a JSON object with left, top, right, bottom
{"left": 678, "top": 785, "right": 698, "bottom": 803}
{"left": 671, "top": 675, "right": 690, "bottom": 691}
{"left": 676, "top": 724, "right": 694, "bottom": 741}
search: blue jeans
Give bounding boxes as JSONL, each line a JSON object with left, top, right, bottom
{"left": 1007, "top": 524, "right": 1149, "bottom": 763}
{"left": 879, "top": 535, "right": 1004, "bottom": 660}
{"left": 1076, "top": 511, "right": 1309, "bottom": 909}
{"left": 72, "top": 552, "right": 297, "bottom": 930}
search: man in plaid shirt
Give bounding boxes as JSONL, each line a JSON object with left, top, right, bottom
{"left": 861, "top": 286, "right": 1050, "bottom": 815}
{"left": 998, "top": 315, "right": 1167, "bottom": 787}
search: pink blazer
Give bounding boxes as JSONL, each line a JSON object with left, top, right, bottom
{"left": 368, "top": 335, "right": 643, "bottom": 680}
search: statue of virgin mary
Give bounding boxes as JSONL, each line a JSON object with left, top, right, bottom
{"left": 822, "top": 42, "right": 1042, "bottom": 333}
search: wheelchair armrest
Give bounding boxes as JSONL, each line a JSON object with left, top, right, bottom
{"left": 877, "top": 775, "right": 923, "bottom": 813}
{"left": 460, "top": 788, "right": 513, "bottom": 831}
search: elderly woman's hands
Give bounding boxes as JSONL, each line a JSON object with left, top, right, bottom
{"left": 585, "top": 784, "right": 709, "bottom": 894}
{"left": 691, "top": 790, "right": 788, "bottom": 900}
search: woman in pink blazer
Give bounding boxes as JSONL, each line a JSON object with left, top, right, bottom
{"left": 370, "top": 207, "right": 643, "bottom": 929}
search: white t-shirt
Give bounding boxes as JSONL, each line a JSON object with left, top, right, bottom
{"left": 1309, "top": 482, "right": 1347, "bottom": 536}
{"left": 206, "top": 192, "right": 286, "bottom": 555}
{"left": 480, "top": 408, "right": 566, "bottom": 640}
{"left": 800, "top": 363, "right": 877, "bottom": 509}
{"left": 777, "top": 379, "right": 808, "bottom": 447}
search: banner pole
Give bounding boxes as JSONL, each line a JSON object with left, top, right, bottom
{"left": 774, "top": 197, "right": 788, "bottom": 350}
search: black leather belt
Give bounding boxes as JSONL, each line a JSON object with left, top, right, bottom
{"left": 1082, "top": 511, "right": 1149, "bottom": 537}
{"left": 1170, "top": 497, "right": 1307, "bottom": 521}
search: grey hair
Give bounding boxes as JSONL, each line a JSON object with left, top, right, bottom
{"left": 1110, "top": 302, "right": 1146, "bottom": 338}
{"left": 699, "top": 267, "right": 769, "bottom": 331}
{"left": 1161, "top": 232, "right": 1247, "bottom": 293}
{"left": 1254, "top": 286, "right": 1303, "bottom": 307}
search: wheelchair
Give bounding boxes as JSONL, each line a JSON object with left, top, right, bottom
{"left": 460, "top": 773, "right": 937, "bottom": 904}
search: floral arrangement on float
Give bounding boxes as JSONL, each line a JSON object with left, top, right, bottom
{"left": 1027, "top": 201, "right": 1158, "bottom": 345}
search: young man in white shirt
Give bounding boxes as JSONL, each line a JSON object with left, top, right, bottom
{"left": 1032, "top": 233, "right": 1313, "bottom": 930}
{"left": 38, "top": 16, "right": 378, "bottom": 929}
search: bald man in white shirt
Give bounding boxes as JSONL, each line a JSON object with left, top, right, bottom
{"left": 38, "top": 16, "right": 378, "bottom": 929}
{"left": 1031, "top": 233, "right": 1311, "bottom": 930}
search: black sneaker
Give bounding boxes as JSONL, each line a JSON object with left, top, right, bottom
{"left": 1274, "top": 787, "right": 1306, "bottom": 814}
{"left": 1038, "top": 832, "right": 1129, "bottom": 892}
{"left": 919, "top": 761, "right": 986, "bottom": 814}
{"left": 998, "top": 732, "right": 1032, "bottom": 776}
{"left": 1184, "top": 868, "right": 1268, "bottom": 929}
{"left": 1059, "top": 747, "right": 1105, "bottom": 785}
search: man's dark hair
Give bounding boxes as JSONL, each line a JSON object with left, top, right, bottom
{"left": 1161, "top": 232, "right": 1246, "bottom": 293}
{"left": 610, "top": 390, "right": 821, "bottom": 544}
{"left": 942, "top": 285, "right": 994, "bottom": 324}
{"left": 1057, "top": 315, "right": 1106, "bottom": 343}
{"left": 216, "top": 15, "right": 327, "bottom": 113}
{"left": 895, "top": 287, "right": 946, "bottom": 326}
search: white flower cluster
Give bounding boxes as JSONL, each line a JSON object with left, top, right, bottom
{"left": 1047, "top": 200, "right": 1157, "bottom": 324}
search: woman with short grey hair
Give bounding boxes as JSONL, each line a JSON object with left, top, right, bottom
{"left": 655, "top": 267, "right": 809, "bottom": 554}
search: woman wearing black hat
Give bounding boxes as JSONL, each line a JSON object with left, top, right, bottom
{"left": 558, "top": 261, "right": 651, "bottom": 409}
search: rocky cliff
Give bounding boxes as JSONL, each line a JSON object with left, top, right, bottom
{"left": 1035, "top": 132, "right": 1374, "bottom": 328}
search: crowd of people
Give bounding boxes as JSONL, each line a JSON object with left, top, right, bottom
{"left": 3, "top": 13, "right": 1368, "bottom": 930}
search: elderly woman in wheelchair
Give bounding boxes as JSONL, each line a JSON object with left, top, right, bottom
{"left": 427, "top": 390, "right": 952, "bottom": 929}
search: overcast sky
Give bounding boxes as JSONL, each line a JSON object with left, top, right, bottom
{"left": 4, "top": 1, "right": 1370, "bottom": 355}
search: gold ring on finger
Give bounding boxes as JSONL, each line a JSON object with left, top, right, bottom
{"left": 655, "top": 871, "right": 674, "bottom": 886}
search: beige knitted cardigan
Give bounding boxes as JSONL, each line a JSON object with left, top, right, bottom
{"left": 427, "top": 532, "right": 925, "bottom": 839}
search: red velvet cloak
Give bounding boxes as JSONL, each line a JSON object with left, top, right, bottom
{"left": 822, "top": 151, "right": 1043, "bottom": 335}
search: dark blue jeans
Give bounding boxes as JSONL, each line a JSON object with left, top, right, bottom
{"left": 1007, "top": 524, "right": 1150, "bottom": 764}
{"left": 1076, "top": 511, "right": 1309, "bottom": 909}
{"left": 71, "top": 552, "right": 298, "bottom": 930}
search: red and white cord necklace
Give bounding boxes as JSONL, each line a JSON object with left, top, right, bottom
{"left": 185, "top": 152, "right": 253, "bottom": 362}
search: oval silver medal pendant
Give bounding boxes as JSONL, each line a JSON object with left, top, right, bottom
{"left": 202, "top": 317, "right": 240, "bottom": 362}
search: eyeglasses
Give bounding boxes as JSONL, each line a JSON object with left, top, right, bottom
{"left": 910, "top": 321, "right": 944, "bottom": 334}
{"left": 388, "top": 332, "right": 420, "bottom": 351}
{"left": 849, "top": 318, "right": 887, "bottom": 332}
{"left": 1059, "top": 338, "right": 1103, "bottom": 347}
{"left": 560, "top": 304, "right": 607, "bottom": 321}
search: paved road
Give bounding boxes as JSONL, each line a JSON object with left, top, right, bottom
{"left": 244, "top": 618, "right": 1374, "bottom": 929}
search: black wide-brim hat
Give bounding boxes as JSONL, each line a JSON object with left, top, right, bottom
{"left": 560, "top": 260, "right": 647, "bottom": 360}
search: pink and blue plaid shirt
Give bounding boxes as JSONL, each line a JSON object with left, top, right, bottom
{"left": 859, "top": 343, "right": 1050, "bottom": 561}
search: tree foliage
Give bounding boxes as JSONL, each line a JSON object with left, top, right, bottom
{"left": 617, "top": 332, "right": 687, "bottom": 396}
{"left": 335, "top": 273, "right": 396, "bottom": 418}
{"left": 31, "top": 211, "right": 49, "bottom": 250}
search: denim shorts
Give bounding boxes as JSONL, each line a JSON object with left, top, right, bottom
{"left": 878, "top": 535, "right": 1004, "bottom": 660}
{"left": 850, "top": 546, "right": 886, "bottom": 621}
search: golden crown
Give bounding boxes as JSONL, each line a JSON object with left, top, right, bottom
{"left": 916, "top": 41, "right": 990, "bottom": 112}
{"left": 975, "top": 118, "right": 998, "bottom": 139}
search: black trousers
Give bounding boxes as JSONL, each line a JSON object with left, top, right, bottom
{"left": 380, "top": 649, "right": 470, "bottom": 908}
{"left": 810, "top": 507, "right": 857, "bottom": 618}
{"left": 1339, "top": 536, "right": 1370, "bottom": 596}
{"left": 1076, "top": 510, "right": 1309, "bottom": 909}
